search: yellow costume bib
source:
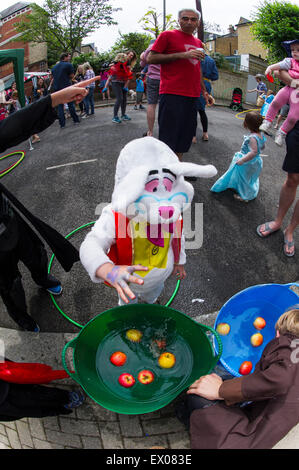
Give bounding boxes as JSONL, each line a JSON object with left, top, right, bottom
{"left": 131, "top": 221, "right": 170, "bottom": 277}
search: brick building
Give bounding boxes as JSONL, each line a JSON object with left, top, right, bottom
{"left": 205, "top": 17, "right": 268, "bottom": 66}
{"left": 206, "top": 25, "right": 238, "bottom": 57}
{"left": 236, "top": 17, "right": 267, "bottom": 60}
{"left": 0, "top": 2, "right": 47, "bottom": 86}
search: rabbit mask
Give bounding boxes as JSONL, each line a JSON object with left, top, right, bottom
{"left": 111, "top": 136, "right": 217, "bottom": 225}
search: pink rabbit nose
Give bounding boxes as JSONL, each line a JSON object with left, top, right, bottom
{"left": 159, "top": 206, "right": 174, "bottom": 219}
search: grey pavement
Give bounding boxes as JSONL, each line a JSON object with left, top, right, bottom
{"left": 0, "top": 99, "right": 299, "bottom": 449}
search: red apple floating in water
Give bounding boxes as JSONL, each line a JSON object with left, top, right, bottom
{"left": 253, "top": 317, "right": 266, "bottom": 330}
{"left": 251, "top": 333, "right": 263, "bottom": 347}
{"left": 239, "top": 361, "right": 253, "bottom": 375}
{"left": 216, "top": 323, "right": 231, "bottom": 335}
{"left": 138, "top": 370, "right": 155, "bottom": 385}
{"left": 110, "top": 351, "right": 127, "bottom": 367}
{"left": 118, "top": 373, "right": 135, "bottom": 388}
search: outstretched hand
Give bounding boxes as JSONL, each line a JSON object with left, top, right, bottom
{"left": 96, "top": 263, "right": 149, "bottom": 304}
{"left": 51, "top": 76, "right": 100, "bottom": 107}
{"left": 73, "top": 76, "right": 101, "bottom": 90}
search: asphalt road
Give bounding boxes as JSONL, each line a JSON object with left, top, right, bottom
{"left": 0, "top": 102, "right": 298, "bottom": 333}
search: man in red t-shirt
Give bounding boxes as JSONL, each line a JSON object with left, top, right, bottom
{"left": 147, "top": 8, "right": 213, "bottom": 161}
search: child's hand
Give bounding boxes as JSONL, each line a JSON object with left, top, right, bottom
{"left": 96, "top": 263, "right": 148, "bottom": 304}
{"left": 265, "top": 66, "right": 272, "bottom": 77}
{"left": 236, "top": 158, "right": 244, "bottom": 166}
{"left": 187, "top": 373, "right": 224, "bottom": 400}
{"left": 172, "top": 264, "right": 186, "bottom": 280}
{"left": 102, "top": 88, "right": 107, "bottom": 93}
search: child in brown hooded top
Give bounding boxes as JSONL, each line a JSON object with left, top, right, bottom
{"left": 179, "top": 307, "right": 299, "bottom": 449}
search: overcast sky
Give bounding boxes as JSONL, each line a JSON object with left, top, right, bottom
{"left": 1, "top": 0, "right": 299, "bottom": 52}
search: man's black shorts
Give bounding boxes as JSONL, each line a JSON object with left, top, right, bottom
{"left": 158, "top": 94, "right": 197, "bottom": 153}
{"left": 283, "top": 121, "right": 299, "bottom": 173}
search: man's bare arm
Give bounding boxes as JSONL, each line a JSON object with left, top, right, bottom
{"left": 274, "top": 70, "right": 299, "bottom": 88}
{"left": 147, "top": 49, "right": 204, "bottom": 64}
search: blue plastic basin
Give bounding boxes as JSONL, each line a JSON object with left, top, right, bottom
{"left": 214, "top": 283, "right": 299, "bottom": 376}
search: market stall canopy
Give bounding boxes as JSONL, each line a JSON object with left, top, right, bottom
{"left": 0, "top": 49, "right": 25, "bottom": 107}
{"left": 4, "top": 72, "right": 50, "bottom": 91}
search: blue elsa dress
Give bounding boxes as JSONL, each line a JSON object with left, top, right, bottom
{"left": 210, "top": 133, "right": 266, "bottom": 201}
{"left": 260, "top": 94, "right": 275, "bottom": 117}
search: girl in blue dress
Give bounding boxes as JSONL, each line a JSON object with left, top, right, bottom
{"left": 211, "top": 112, "right": 266, "bottom": 202}
{"left": 260, "top": 90, "right": 275, "bottom": 118}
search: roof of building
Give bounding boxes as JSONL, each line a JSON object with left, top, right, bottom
{"left": 81, "top": 43, "right": 95, "bottom": 50}
{"left": 0, "top": 2, "right": 30, "bottom": 20}
{"left": 235, "top": 17, "right": 252, "bottom": 26}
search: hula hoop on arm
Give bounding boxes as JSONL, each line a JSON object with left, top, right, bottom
{"left": 47, "top": 221, "right": 181, "bottom": 329}
{"left": 0, "top": 151, "right": 25, "bottom": 178}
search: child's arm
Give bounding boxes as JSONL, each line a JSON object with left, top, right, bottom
{"left": 266, "top": 58, "right": 297, "bottom": 87}
{"left": 102, "top": 75, "right": 112, "bottom": 92}
{"left": 187, "top": 337, "right": 296, "bottom": 405}
{"left": 219, "top": 338, "right": 297, "bottom": 405}
{"left": 200, "top": 74, "right": 214, "bottom": 106}
{"left": 265, "top": 62, "right": 283, "bottom": 77}
{"left": 274, "top": 70, "right": 299, "bottom": 88}
{"left": 79, "top": 205, "right": 148, "bottom": 304}
{"left": 172, "top": 228, "right": 186, "bottom": 280}
{"left": 236, "top": 137, "right": 258, "bottom": 165}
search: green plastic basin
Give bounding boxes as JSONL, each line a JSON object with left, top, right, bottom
{"left": 62, "top": 303, "right": 222, "bottom": 415}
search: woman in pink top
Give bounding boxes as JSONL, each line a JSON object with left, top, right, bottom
{"left": 260, "top": 39, "right": 299, "bottom": 146}
{"left": 140, "top": 39, "right": 161, "bottom": 136}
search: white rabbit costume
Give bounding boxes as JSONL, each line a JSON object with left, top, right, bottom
{"left": 80, "top": 137, "right": 217, "bottom": 304}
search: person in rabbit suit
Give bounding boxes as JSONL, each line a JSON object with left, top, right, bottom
{"left": 80, "top": 137, "right": 217, "bottom": 304}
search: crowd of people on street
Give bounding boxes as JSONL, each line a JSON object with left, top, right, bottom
{"left": 0, "top": 6, "right": 298, "bottom": 450}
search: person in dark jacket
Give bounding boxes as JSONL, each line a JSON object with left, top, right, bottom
{"left": 0, "top": 81, "right": 94, "bottom": 331}
{"left": 51, "top": 52, "right": 80, "bottom": 128}
{"left": 177, "top": 307, "right": 299, "bottom": 449}
{"left": 0, "top": 83, "right": 95, "bottom": 420}
{"left": 193, "top": 49, "right": 218, "bottom": 143}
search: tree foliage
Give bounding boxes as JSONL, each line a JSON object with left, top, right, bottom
{"left": 204, "top": 21, "right": 226, "bottom": 35}
{"left": 15, "top": 0, "right": 120, "bottom": 59}
{"left": 71, "top": 52, "right": 114, "bottom": 74}
{"left": 251, "top": 0, "right": 299, "bottom": 62}
{"left": 138, "top": 7, "right": 177, "bottom": 38}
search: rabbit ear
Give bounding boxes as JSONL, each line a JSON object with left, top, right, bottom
{"left": 111, "top": 166, "right": 149, "bottom": 212}
{"left": 168, "top": 162, "right": 217, "bottom": 178}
